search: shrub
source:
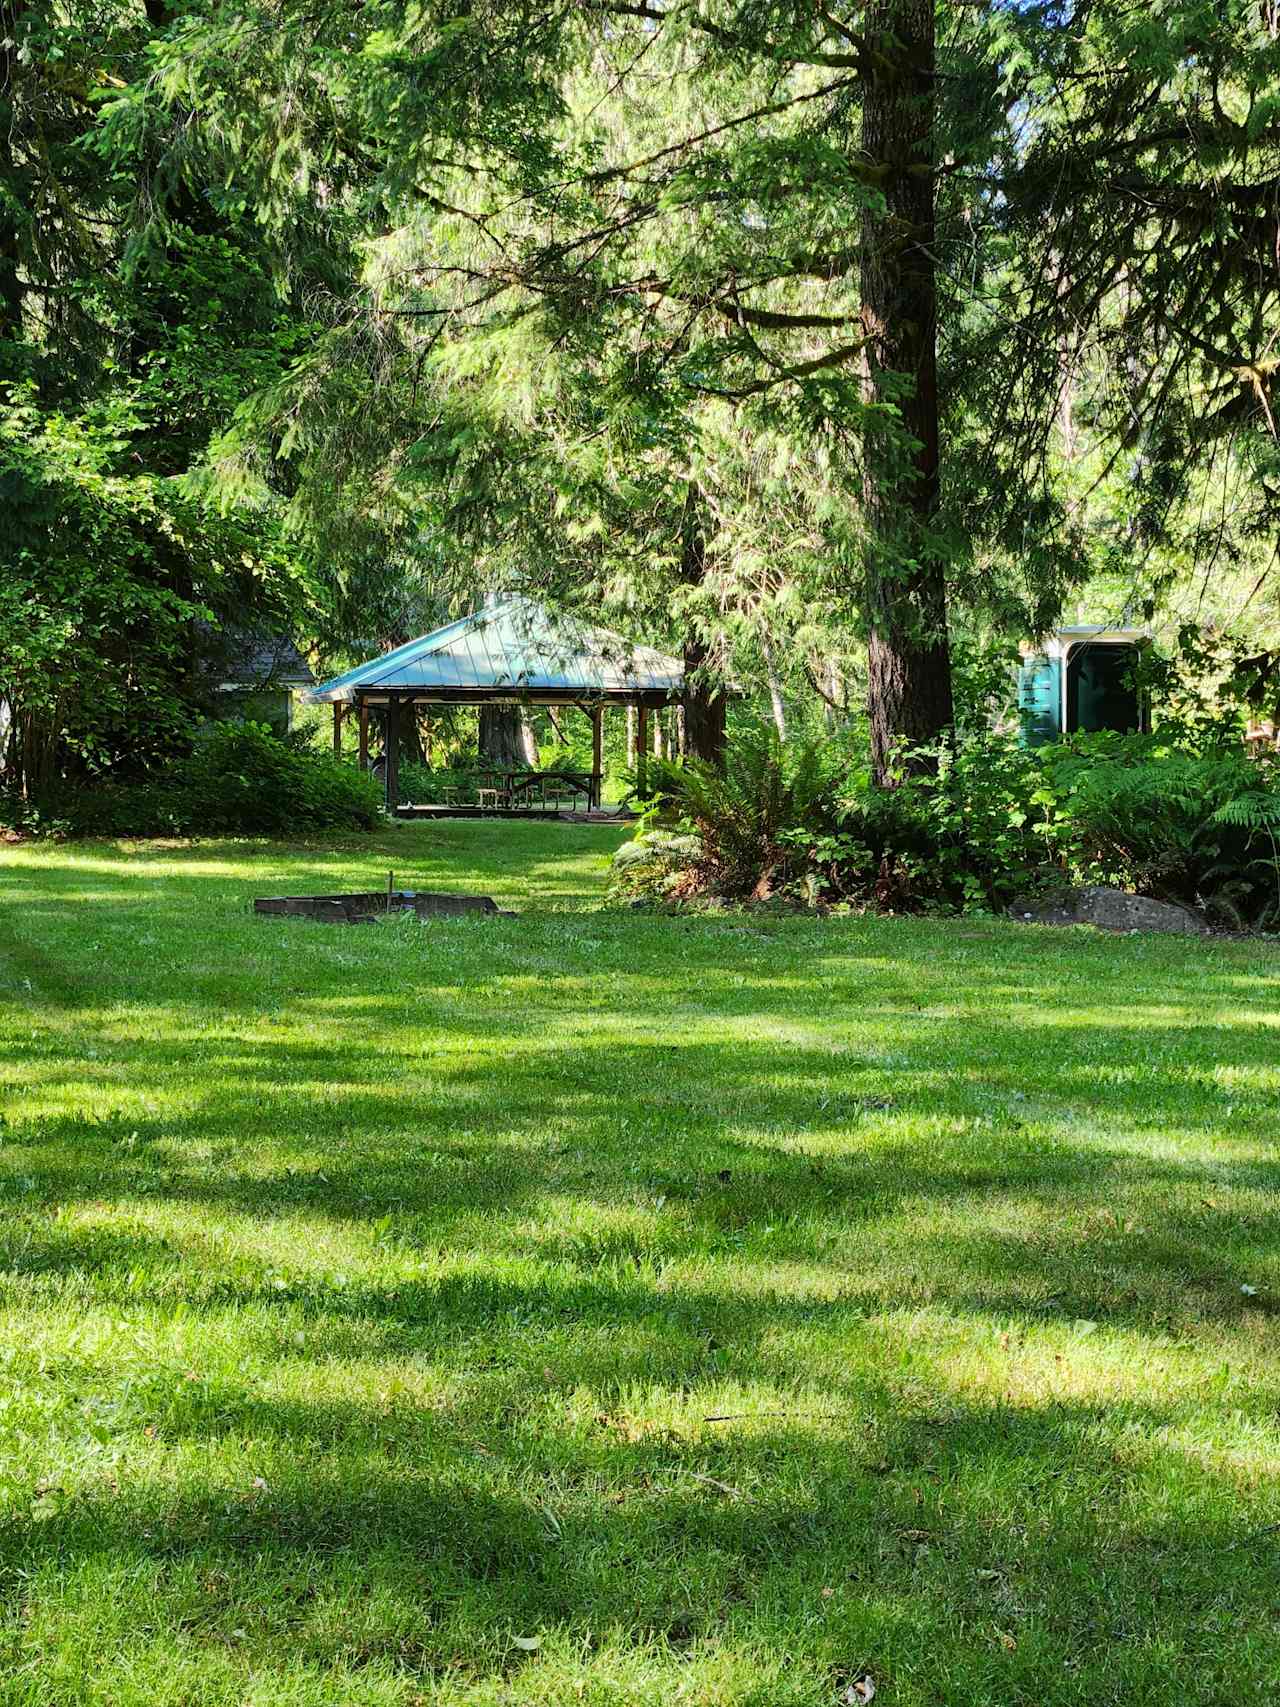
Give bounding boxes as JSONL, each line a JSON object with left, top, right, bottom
{"left": 1207, "top": 786, "right": 1280, "bottom": 928}
{"left": 606, "top": 831, "right": 705, "bottom": 905}
{"left": 1039, "top": 734, "right": 1280, "bottom": 927}
{"left": 35, "top": 780, "right": 197, "bottom": 838}
{"left": 0, "top": 787, "right": 73, "bottom": 839}
{"left": 846, "top": 734, "right": 1280, "bottom": 924}
{"left": 828, "top": 735, "right": 1084, "bottom": 913}
{"left": 622, "top": 725, "right": 1280, "bottom": 929}
{"left": 19, "top": 721, "right": 383, "bottom": 838}
{"left": 184, "top": 721, "right": 383, "bottom": 832}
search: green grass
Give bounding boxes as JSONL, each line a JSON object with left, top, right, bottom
{"left": 1, "top": 819, "right": 1279, "bottom": 1706}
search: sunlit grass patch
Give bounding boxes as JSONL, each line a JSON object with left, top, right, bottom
{"left": 1, "top": 821, "right": 1278, "bottom": 1705}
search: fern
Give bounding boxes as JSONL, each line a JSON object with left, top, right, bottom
{"left": 633, "top": 727, "right": 1280, "bottom": 926}
{"left": 1211, "top": 790, "right": 1280, "bottom": 925}
{"left": 643, "top": 724, "right": 838, "bottom": 896}
{"left": 1210, "top": 792, "right": 1280, "bottom": 832}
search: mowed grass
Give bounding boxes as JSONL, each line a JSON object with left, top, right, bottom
{"left": 1, "top": 820, "right": 1279, "bottom": 1707}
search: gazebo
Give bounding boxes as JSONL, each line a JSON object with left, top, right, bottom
{"left": 303, "top": 597, "right": 685, "bottom": 810}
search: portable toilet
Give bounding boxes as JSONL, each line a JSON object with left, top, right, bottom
{"left": 1018, "top": 626, "right": 1150, "bottom": 748}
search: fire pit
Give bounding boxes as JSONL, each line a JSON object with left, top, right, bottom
{"left": 253, "top": 888, "right": 514, "bottom": 925}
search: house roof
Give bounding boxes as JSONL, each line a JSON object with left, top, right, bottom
{"left": 302, "top": 598, "right": 684, "bottom": 704}
{"left": 214, "top": 627, "right": 316, "bottom": 691}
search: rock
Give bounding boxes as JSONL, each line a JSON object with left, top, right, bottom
{"left": 1010, "top": 892, "right": 1078, "bottom": 927}
{"left": 1010, "top": 885, "right": 1206, "bottom": 935}
{"left": 1077, "top": 886, "right": 1206, "bottom": 934}
{"left": 612, "top": 840, "right": 650, "bottom": 870}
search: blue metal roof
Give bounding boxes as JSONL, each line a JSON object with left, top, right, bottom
{"left": 303, "top": 598, "right": 684, "bottom": 702}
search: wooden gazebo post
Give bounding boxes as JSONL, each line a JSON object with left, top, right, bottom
{"left": 384, "top": 696, "right": 400, "bottom": 811}
{"left": 636, "top": 702, "right": 649, "bottom": 795}
{"left": 590, "top": 705, "right": 603, "bottom": 810}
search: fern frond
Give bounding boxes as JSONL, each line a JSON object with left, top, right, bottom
{"left": 1210, "top": 792, "right": 1280, "bottom": 831}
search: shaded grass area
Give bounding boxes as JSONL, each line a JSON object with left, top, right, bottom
{"left": 0, "top": 820, "right": 1278, "bottom": 1705}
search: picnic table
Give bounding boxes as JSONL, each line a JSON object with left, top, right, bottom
{"left": 475, "top": 770, "right": 598, "bottom": 811}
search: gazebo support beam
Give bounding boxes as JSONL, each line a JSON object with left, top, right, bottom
{"left": 384, "top": 696, "right": 400, "bottom": 810}
{"left": 636, "top": 703, "right": 649, "bottom": 797}
{"left": 590, "top": 705, "right": 603, "bottom": 810}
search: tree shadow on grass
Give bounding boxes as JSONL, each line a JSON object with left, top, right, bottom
{"left": 2, "top": 1377, "right": 1277, "bottom": 1704}
{"left": 4, "top": 1113, "right": 1280, "bottom": 1381}
{"left": 3, "top": 972, "right": 1279, "bottom": 1693}
{"left": 3, "top": 996, "right": 1278, "bottom": 1357}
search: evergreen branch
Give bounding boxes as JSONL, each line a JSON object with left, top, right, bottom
{"left": 688, "top": 339, "right": 867, "bottom": 400}
{"left": 718, "top": 303, "right": 856, "bottom": 331}
{"left": 581, "top": 75, "right": 858, "bottom": 185}
{"left": 583, "top": 0, "right": 874, "bottom": 71}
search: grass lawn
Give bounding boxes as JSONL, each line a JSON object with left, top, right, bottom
{"left": 1, "top": 819, "right": 1279, "bottom": 1707}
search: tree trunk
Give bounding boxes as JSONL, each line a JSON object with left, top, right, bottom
{"left": 679, "top": 490, "right": 727, "bottom": 767}
{"left": 0, "top": 1, "right": 27, "bottom": 343}
{"left": 760, "top": 631, "right": 787, "bottom": 741}
{"left": 519, "top": 710, "right": 539, "bottom": 767}
{"left": 397, "top": 708, "right": 425, "bottom": 768}
{"left": 478, "top": 703, "right": 525, "bottom": 768}
{"left": 816, "top": 655, "right": 845, "bottom": 729}
{"left": 860, "top": 0, "right": 954, "bottom": 784}
{"left": 4, "top": 701, "right": 60, "bottom": 799}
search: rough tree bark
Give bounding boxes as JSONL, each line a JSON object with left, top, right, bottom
{"left": 478, "top": 704, "right": 526, "bottom": 768}
{"left": 0, "top": 2, "right": 25, "bottom": 344}
{"left": 860, "top": 0, "right": 954, "bottom": 783}
{"left": 0, "top": 2, "right": 28, "bottom": 789}
{"left": 679, "top": 490, "right": 727, "bottom": 767}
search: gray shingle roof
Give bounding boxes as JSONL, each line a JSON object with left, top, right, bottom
{"left": 209, "top": 626, "right": 316, "bottom": 691}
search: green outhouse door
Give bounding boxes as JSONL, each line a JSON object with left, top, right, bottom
{"left": 1017, "top": 653, "right": 1062, "bottom": 747}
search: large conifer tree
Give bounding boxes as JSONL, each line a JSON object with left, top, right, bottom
{"left": 99, "top": 0, "right": 1280, "bottom": 763}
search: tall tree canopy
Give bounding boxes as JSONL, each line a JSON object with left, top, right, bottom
{"left": 6, "top": 0, "right": 1278, "bottom": 784}
{"left": 0, "top": 0, "right": 331, "bottom": 789}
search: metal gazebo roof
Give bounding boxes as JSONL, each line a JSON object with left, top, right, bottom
{"left": 304, "top": 597, "right": 683, "bottom": 706}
